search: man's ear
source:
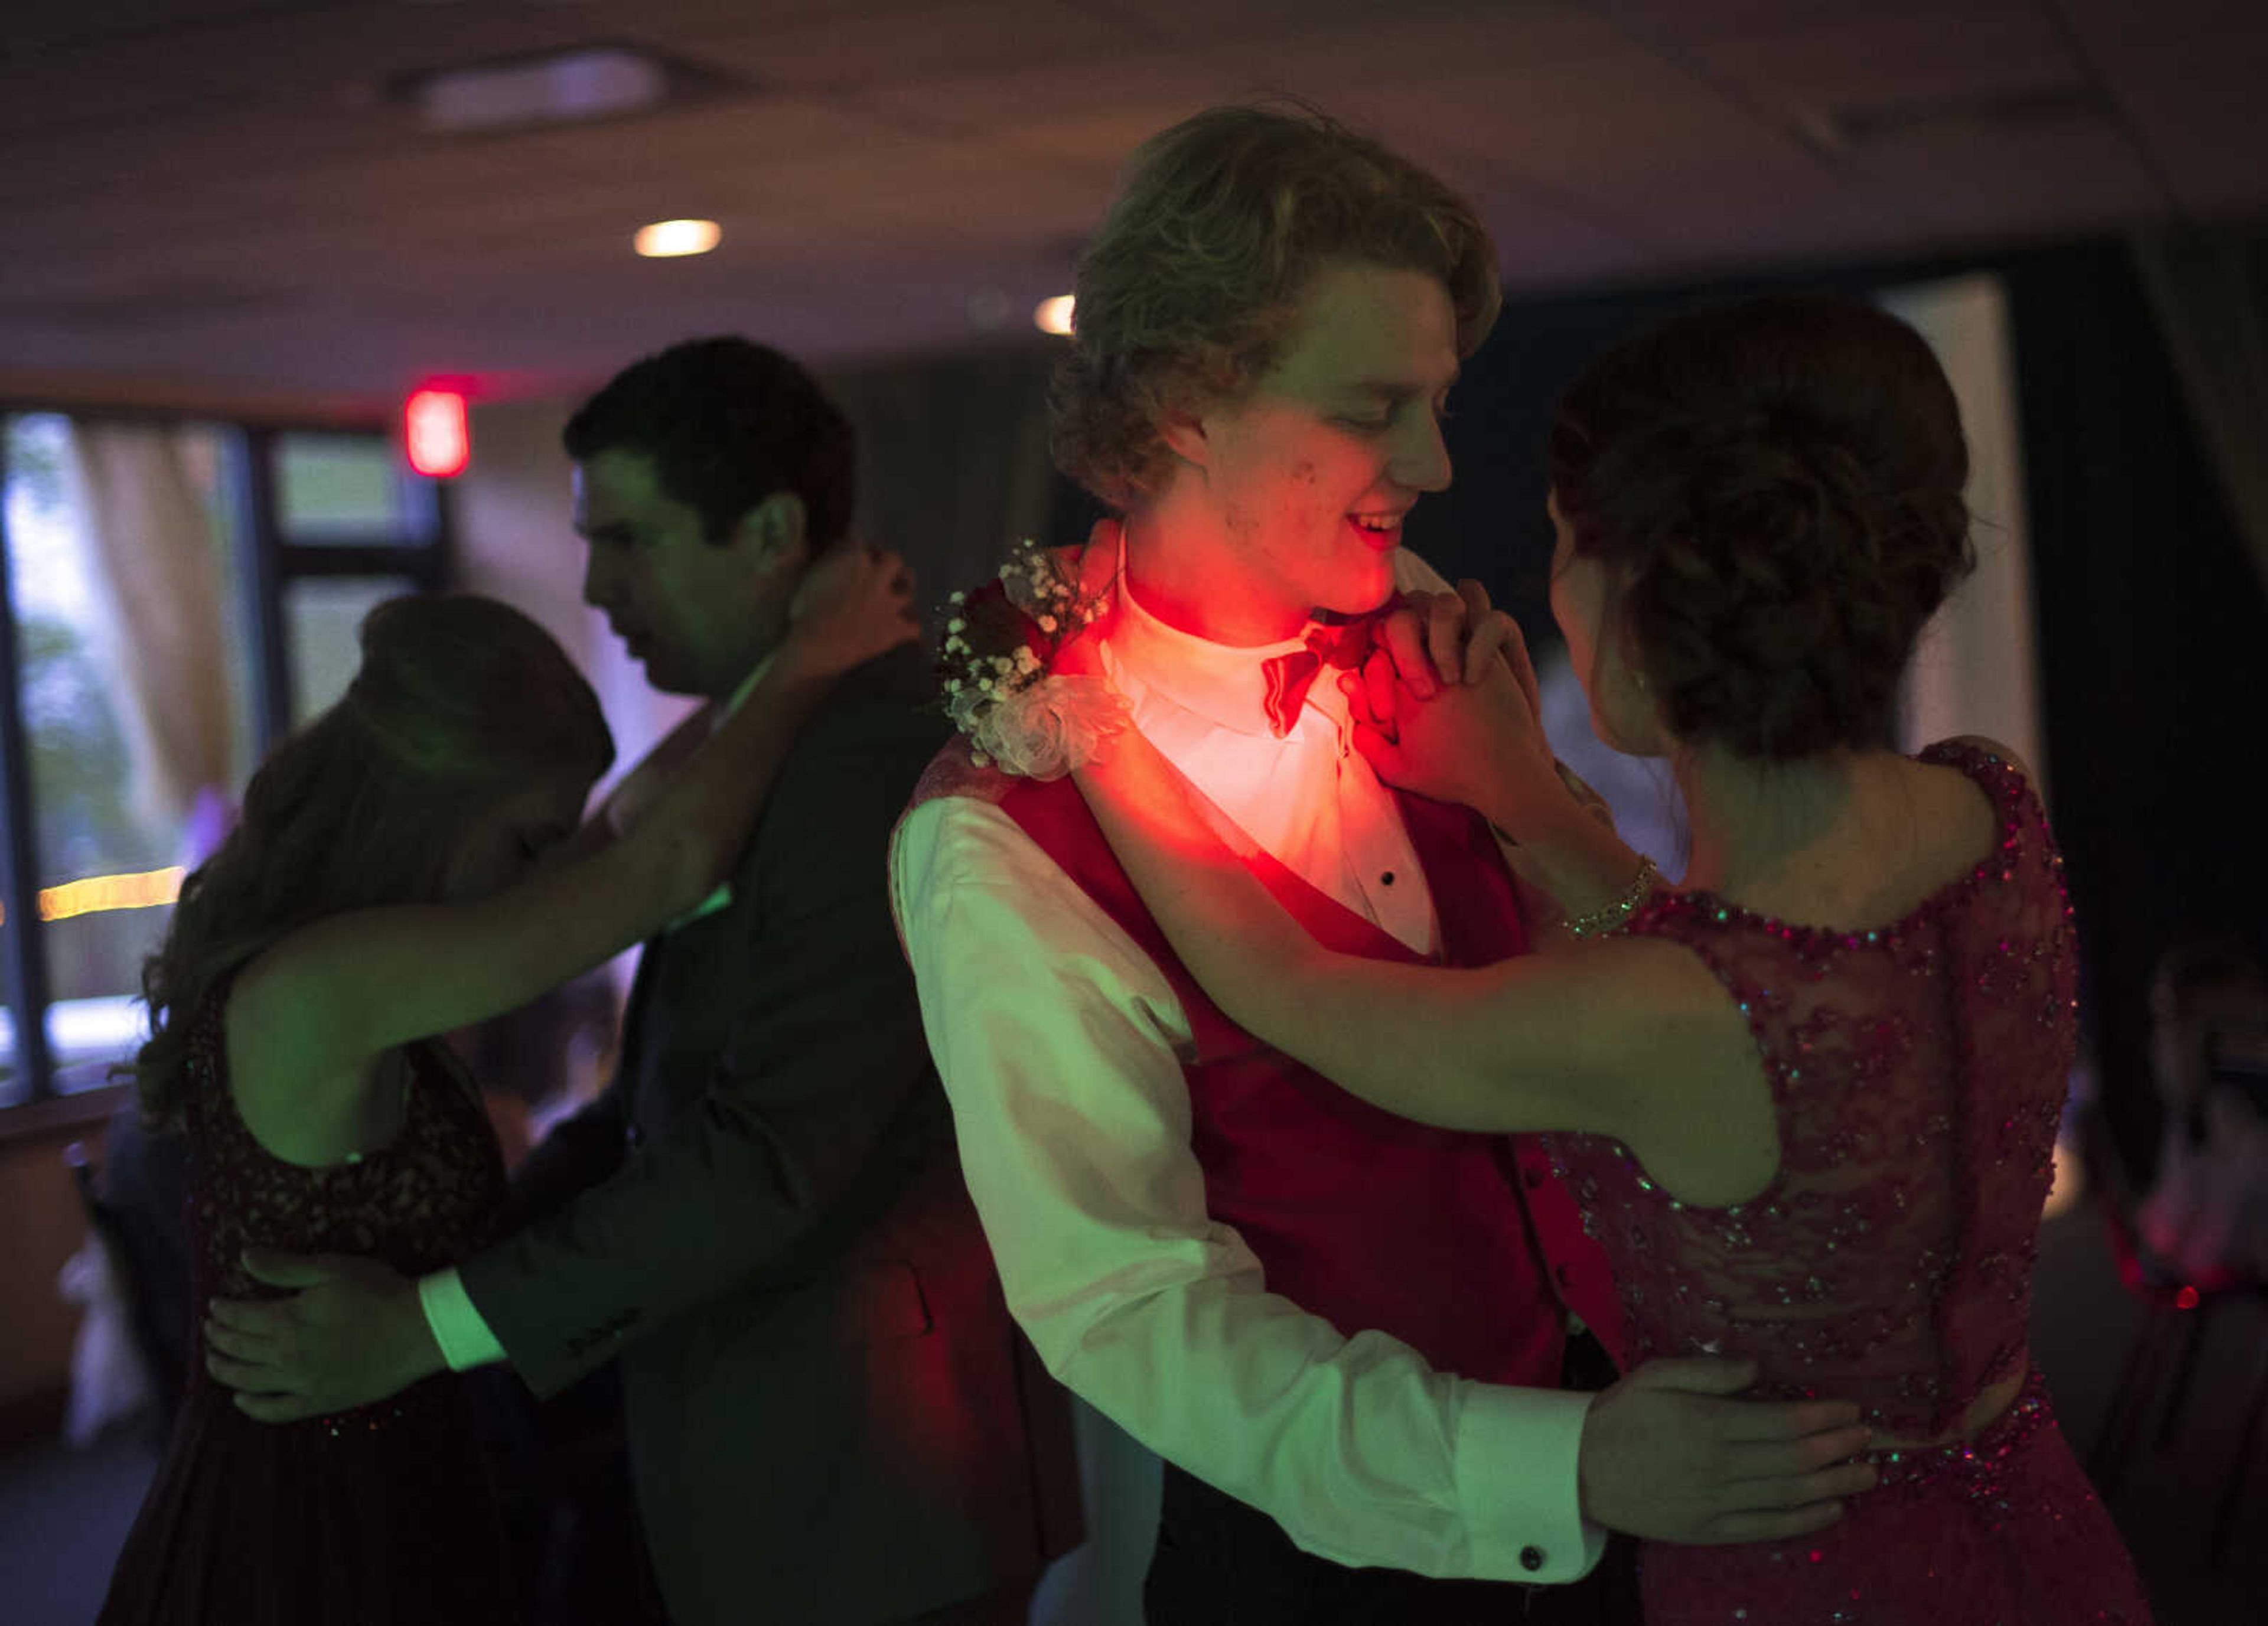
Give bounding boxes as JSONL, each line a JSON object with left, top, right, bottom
{"left": 736, "top": 491, "right": 810, "bottom": 578}
{"left": 1156, "top": 406, "right": 1211, "bottom": 470}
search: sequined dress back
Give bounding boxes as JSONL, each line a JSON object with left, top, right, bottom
{"left": 1551, "top": 743, "right": 2150, "bottom": 1624}
{"left": 99, "top": 980, "right": 517, "bottom": 1625}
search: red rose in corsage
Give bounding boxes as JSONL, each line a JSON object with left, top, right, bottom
{"left": 939, "top": 538, "right": 1128, "bottom": 779}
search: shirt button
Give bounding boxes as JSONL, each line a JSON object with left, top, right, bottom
{"left": 1380, "top": 871, "right": 1396, "bottom": 886}
{"left": 1520, "top": 1545, "right": 1545, "bottom": 1572}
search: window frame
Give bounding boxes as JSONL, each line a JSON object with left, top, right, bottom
{"left": 0, "top": 404, "right": 455, "bottom": 1112}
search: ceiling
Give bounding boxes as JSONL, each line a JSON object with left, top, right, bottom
{"left": 1, "top": 0, "right": 2260, "bottom": 413}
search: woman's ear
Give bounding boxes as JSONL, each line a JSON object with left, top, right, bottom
{"left": 1600, "top": 587, "right": 1671, "bottom": 755}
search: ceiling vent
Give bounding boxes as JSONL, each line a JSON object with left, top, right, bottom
{"left": 392, "top": 43, "right": 742, "bottom": 136}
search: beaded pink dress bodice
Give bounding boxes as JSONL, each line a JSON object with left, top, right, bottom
{"left": 1550, "top": 742, "right": 2073, "bottom": 1435}
{"left": 1545, "top": 744, "right": 2152, "bottom": 1623}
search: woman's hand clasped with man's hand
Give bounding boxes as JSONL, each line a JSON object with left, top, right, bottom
{"left": 1052, "top": 521, "right": 1607, "bottom": 852}
{"left": 1344, "top": 582, "right": 1612, "bottom": 848}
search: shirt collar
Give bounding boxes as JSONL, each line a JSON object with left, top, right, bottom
{"left": 1103, "top": 572, "right": 1324, "bottom": 738}
{"left": 664, "top": 651, "right": 774, "bottom": 932}
{"left": 709, "top": 651, "right": 775, "bottom": 735}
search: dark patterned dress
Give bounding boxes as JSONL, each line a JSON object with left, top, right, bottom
{"left": 1549, "top": 743, "right": 2153, "bottom": 1624}
{"left": 99, "top": 982, "right": 517, "bottom": 1625}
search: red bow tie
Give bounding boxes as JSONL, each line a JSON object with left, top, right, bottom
{"left": 1259, "top": 614, "right": 1383, "bottom": 738}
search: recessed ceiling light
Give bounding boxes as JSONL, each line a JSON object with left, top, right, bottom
{"left": 1034, "top": 295, "right": 1074, "bottom": 336}
{"left": 636, "top": 219, "right": 721, "bottom": 258}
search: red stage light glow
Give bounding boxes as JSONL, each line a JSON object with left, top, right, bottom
{"left": 2175, "top": 1284, "right": 2201, "bottom": 1310}
{"left": 404, "top": 388, "right": 470, "bottom": 477}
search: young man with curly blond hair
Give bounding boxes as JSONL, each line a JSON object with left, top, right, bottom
{"left": 892, "top": 106, "right": 1873, "bottom": 1624}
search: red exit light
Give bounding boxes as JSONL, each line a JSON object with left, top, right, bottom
{"left": 404, "top": 388, "right": 470, "bottom": 477}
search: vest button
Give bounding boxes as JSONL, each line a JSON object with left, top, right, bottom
{"left": 1520, "top": 1544, "right": 1545, "bottom": 1572}
{"left": 1523, "top": 1165, "right": 1545, "bottom": 1190}
{"left": 1555, "top": 1263, "right": 1573, "bottom": 1290}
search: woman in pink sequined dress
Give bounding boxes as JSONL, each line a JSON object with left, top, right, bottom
{"left": 1064, "top": 298, "right": 2153, "bottom": 1623}
{"left": 100, "top": 560, "right": 917, "bottom": 1625}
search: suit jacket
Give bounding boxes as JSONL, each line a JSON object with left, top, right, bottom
{"left": 459, "top": 646, "right": 1080, "bottom": 1626}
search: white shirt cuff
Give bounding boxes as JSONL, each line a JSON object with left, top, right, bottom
{"left": 1454, "top": 1383, "right": 1605, "bottom": 1583}
{"left": 417, "top": 1267, "right": 509, "bottom": 1372}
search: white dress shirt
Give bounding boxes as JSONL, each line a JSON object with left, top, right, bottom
{"left": 888, "top": 550, "right": 1605, "bottom": 1584}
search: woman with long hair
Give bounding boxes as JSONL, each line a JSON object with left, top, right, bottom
{"left": 100, "top": 550, "right": 915, "bottom": 1625}
{"left": 1058, "top": 298, "right": 2152, "bottom": 1622}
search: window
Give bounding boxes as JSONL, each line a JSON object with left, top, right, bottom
{"left": 0, "top": 416, "right": 255, "bottom": 1100}
{"left": 285, "top": 575, "right": 425, "bottom": 726}
{"left": 0, "top": 410, "right": 451, "bottom": 1109}
{"left": 276, "top": 432, "right": 419, "bottom": 543}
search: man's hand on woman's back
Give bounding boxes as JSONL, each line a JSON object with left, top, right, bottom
{"left": 1578, "top": 1357, "right": 1878, "bottom": 1544}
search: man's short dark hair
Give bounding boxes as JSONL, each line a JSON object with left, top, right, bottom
{"left": 563, "top": 336, "right": 857, "bottom": 548}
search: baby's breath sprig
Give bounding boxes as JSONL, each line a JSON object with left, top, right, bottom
{"left": 937, "top": 539, "right": 1119, "bottom": 777}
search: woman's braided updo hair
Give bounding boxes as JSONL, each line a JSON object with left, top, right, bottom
{"left": 129, "top": 594, "right": 613, "bottom": 1123}
{"left": 1549, "top": 297, "right": 1975, "bottom": 760}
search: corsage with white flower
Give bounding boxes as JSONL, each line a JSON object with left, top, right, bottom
{"left": 938, "top": 538, "right": 1128, "bottom": 780}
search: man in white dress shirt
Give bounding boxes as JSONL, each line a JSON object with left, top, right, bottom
{"left": 891, "top": 106, "right": 1877, "bottom": 1625}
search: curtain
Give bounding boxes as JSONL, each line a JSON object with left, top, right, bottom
{"left": 2006, "top": 242, "right": 2268, "bottom": 1185}
{"left": 66, "top": 422, "right": 235, "bottom": 843}
{"left": 1878, "top": 273, "right": 2049, "bottom": 800}
{"left": 2131, "top": 222, "right": 2268, "bottom": 601}
{"left": 824, "top": 343, "right": 1058, "bottom": 597}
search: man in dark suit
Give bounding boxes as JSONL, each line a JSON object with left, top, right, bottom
{"left": 204, "top": 337, "right": 1078, "bottom": 1625}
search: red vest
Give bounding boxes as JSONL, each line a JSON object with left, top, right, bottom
{"left": 911, "top": 743, "right": 1625, "bottom": 1386}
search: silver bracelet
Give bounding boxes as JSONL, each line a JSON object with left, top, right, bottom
{"left": 1563, "top": 856, "right": 1661, "bottom": 939}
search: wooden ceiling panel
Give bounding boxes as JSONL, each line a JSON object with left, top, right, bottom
{"left": 1606, "top": 0, "right": 2037, "bottom": 43}
{"left": 0, "top": 5, "right": 621, "bottom": 134}
{"left": 1835, "top": 106, "right": 2167, "bottom": 237}
{"left": 2060, "top": 0, "right": 2268, "bottom": 215}
{"left": 859, "top": 45, "right": 1273, "bottom": 147}
{"left": 2, "top": 115, "right": 898, "bottom": 329}
{"left": 1, "top": 0, "right": 2256, "bottom": 406}
{"left": 1090, "top": 0, "right": 1484, "bottom": 45}
{"left": 1388, "top": 53, "right": 1883, "bottom": 257}
{"left": 1233, "top": 4, "right": 1630, "bottom": 90}
{"left": 690, "top": 1, "right": 1141, "bottom": 94}
{"left": 1691, "top": 4, "right": 2088, "bottom": 120}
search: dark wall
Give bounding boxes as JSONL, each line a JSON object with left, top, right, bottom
{"left": 2005, "top": 243, "right": 2268, "bottom": 1184}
